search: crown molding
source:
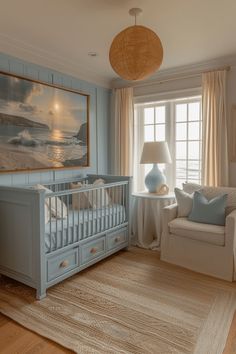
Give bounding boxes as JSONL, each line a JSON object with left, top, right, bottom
{"left": 0, "top": 33, "right": 112, "bottom": 89}
{"left": 2, "top": 32, "right": 236, "bottom": 91}
{"left": 111, "top": 54, "right": 236, "bottom": 89}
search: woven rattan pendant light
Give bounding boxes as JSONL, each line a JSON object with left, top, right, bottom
{"left": 109, "top": 8, "right": 163, "bottom": 81}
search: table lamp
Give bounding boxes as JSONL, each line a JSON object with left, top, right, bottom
{"left": 140, "top": 141, "right": 172, "bottom": 193}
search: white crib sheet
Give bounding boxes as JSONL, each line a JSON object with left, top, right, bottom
{"left": 45, "top": 204, "right": 126, "bottom": 252}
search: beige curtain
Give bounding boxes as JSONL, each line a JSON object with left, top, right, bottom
{"left": 202, "top": 70, "right": 229, "bottom": 186}
{"left": 229, "top": 105, "right": 236, "bottom": 162}
{"left": 110, "top": 87, "right": 134, "bottom": 175}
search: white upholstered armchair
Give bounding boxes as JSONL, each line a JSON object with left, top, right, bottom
{"left": 161, "top": 186, "right": 236, "bottom": 281}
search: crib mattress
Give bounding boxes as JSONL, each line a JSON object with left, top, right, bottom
{"left": 45, "top": 204, "right": 125, "bottom": 252}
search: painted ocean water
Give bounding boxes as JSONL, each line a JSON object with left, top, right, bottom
{"left": 0, "top": 125, "right": 87, "bottom": 168}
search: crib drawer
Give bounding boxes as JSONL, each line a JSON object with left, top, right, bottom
{"left": 107, "top": 228, "right": 128, "bottom": 251}
{"left": 47, "top": 247, "right": 79, "bottom": 282}
{"left": 81, "top": 236, "right": 106, "bottom": 265}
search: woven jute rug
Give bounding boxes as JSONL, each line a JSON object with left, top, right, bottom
{"left": 0, "top": 247, "right": 236, "bottom": 354}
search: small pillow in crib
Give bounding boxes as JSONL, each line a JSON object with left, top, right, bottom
{"left": 91, "top": 179, "right": 111, "bottom": 209}
{"left": 93, "top": 178, "right": 105, "bottom": 185}
{"left": 70, "top": 180, "right": 111, "bottom": 210}
{"left": 70, "top": 182, "right": 92, "bottom": 210}
{"left": 32, "top": 184, "right": 68, "bottom": 220}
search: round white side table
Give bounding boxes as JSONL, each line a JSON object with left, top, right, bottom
{"left": 132, "top": 192, "right": 175, "bottom": 250}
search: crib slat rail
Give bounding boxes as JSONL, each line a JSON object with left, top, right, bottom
{"left": 44, "top": 180, "right": 129, "bottom": 254}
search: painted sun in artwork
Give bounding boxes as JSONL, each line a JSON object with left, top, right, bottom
{"left": 0, "top": 73, "right": 89, "bottom": 172}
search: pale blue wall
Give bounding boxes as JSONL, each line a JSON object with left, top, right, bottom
{"left": 0, "top": 52, "right": 111, "bottom": 185}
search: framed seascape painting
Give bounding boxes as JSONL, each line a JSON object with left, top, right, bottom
{"left": 0, "top": 71, "right": 89, "bottom": 173}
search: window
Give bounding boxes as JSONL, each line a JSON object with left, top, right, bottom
{"left": 175, "top": 100, "right": 202, "bottom": 188}
{"left": 133, "top": 96, "right": 202, "bottom": 192}
{"left": 144, "top": 105, "right": 166, "bottom": 142}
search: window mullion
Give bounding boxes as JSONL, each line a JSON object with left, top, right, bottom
{"left": 170, "top": 102, "right": 175, "bottom": 190}
{"left": 154, "top": 107, "right": 156, "bottom": 141}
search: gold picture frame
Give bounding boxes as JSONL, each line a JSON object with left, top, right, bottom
{"left": 0, "top": 71, "right": 90, "bottom": 173}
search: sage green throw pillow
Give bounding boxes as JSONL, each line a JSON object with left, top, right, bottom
{"left": 188, "top": 191, "right": 227, "bottom": 226}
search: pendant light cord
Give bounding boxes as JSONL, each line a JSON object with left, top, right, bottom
{"left": 129, "top": 8, "right": 142, "bottom": 25}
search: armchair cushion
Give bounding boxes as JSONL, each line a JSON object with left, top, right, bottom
{"left": 168, "top": 217, "right": 225, "bottom": 246}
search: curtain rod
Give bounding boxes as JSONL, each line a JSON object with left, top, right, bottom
{"left": 130, "top": 65, "right": 231, "bottom": 89}
{"left": 134, "top": 87, "right": 202, "bottom": 101}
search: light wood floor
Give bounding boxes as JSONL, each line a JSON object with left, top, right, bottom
{"left": 0, "top": 313, "right": 73, "bottom": 354}
{"left": 1, "top": 248, "right": 236, "bottom": 354}
{"left": 223, "top": 312, "right": 236, "bottom": 354}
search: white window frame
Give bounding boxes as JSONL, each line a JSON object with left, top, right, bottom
{"left": 134, "top": 95, "right": 202, "bottom": 192}
{"left": 172, "top": 97, "right": 202, "bottom": 189}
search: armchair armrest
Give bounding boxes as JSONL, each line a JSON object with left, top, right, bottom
{"left": 163, "top": 203, "right": 178, "bottom": 221}
{"left": 225, "top": 209, "right": 236, "bottom": 248}
{"left": 162, "top": 203, "right": 178, "bottom": 233}
{"left": 161, "top": 203, "right": 178, "bottom": 250}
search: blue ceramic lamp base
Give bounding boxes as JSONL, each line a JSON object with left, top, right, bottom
{"left": 145, "top": 164, "right": 166, "bottom": 193}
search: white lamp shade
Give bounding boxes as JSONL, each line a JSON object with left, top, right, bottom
{"left": 140, "top": 141, "right": 172, "bottom": 164}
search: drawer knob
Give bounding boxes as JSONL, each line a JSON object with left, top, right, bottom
{"left": 60, "top": 260, "right": 69, "bottom": 268}
{"left": 115, "top": 237, "right": 121, "bottom": 243}
{"left": 90, "top": 247, "right": 98, "bottom": 254}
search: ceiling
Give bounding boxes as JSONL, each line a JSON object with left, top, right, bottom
{"left": 0, "top": 0, "right": 236, "bottom": 87}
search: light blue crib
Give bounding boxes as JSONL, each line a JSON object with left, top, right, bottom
{"left": 0, "top": 174, "right": 132, "bottom": 299}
